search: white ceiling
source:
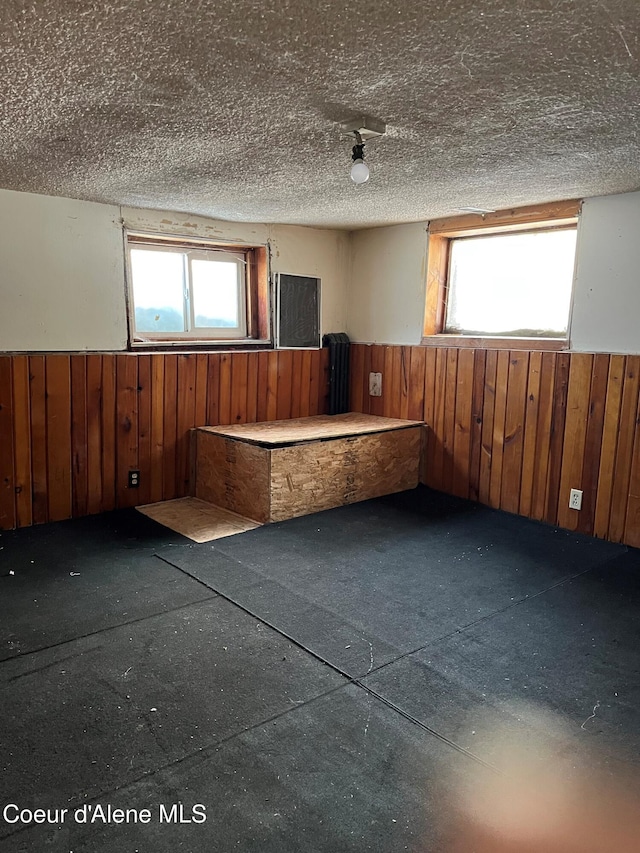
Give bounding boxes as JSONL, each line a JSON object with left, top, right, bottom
{"left": 0, "top": 0, "right": 638, "bottom": 228}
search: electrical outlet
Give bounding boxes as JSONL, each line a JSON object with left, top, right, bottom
{"left": 569, "top": 488, "right": 583, "bottom": 510}
{"left": 128, "top": 470, "right": 140, "bottom": 489}
{"left": 369, "top": 372, "right": 382, "bottom": 397}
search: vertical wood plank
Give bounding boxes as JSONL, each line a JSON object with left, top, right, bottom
{"left": 442, "top": 348, "right": 459, "bottom": 493}
{"left": 500, "top": 351, "right": 530, "bottom": 514}
{"left": 230, "top": 352, "right": 249, "bottom": 423}
{"left": 149, "top": 354, "right": 165, "bottom": 504}
{"left": 556, "top": 353, "right": 593, "bottom": 530}
{"left": 70, "top": 355, "right": 88, "bottom": 518}
{"left": 578, "top": 353, "right": 610, "bottom": 536}
{"left": 46, "top": 355, "right": 72, "bottom": 522}
{"left": 245, "top": 352, "right": 259, "bottom": 423}
{"left": 423, "top": 348, "right": 437, "bottom": 427}
{"left": 421, "top": 347, "right": 437, "bottom": 484}
{"left": 162, "top": 355, "right": 178, "bottom": 501}
{"left": 297, "top": 350, "right": 312, "bottom": 418}
{"left": 382, "top": 347, "right": 397, "bottom": 418}
{"left": 408, "top": 347, "right": 426, "bottom": 421}
{"left": 195, "top": 353, "right": 209, "bottom": 427}
{"left": 289, "top": 351, "right": 304, "bottom": 419}
{"left": 361, "top": 345, "right": 372, "bottom": 416}
{"left": 100, "top": 354, "right": 117, "bottom": 513}
{"left": 519, "top": 351, "right": 542, "bottom": 518}
{"left": 86, "top": 355, "right": 103, "bottom": 516}
{"left": 115, "top": 355, "right": 139, "bottom": 508}
{"left": 266, "top": 351, "right": 279, "bottom": 420}
{"left": 176, "top": 355, "right": 197, "bottom": 498}
{"left": 29, "top": 356, "right": 48, "bottom": 525}
{"left": 206, "top": 354, "right": 221, "bottom": 426}
{"left": 608, "top": 355, "right": 640, "bottom": 542}
{"left": 426, "top": 347, "right": 447, "bottom": 490}
{"left": 399, "top": 347, "right": 411, "bottom": 419}
{"left": 137, "top": 354, "right": 152, "bottom": 506}
{"left": 256, "top": 351, "right": 270, "bottom": 423}
{"left": 478, "top": 350, "right": 498, "bottom": 506}
{"left": 382, "top": 347, "right": 398, "bottom": 418}
{"left": 452, "top": 348, "right": 474, "bottom": 499}
{"left": 0, "top": 358, "right": 16, "bottom": 529}
{"left": 218, "top": 354, "right": 232, "bottom": 425}
{"left": 349, "top": 344, "right": 365, "bottom": 414}
{"left": 276, "top": 350, "right": 294, "bottom": 420}
{"left": 544, "top": 352, "right": 570, "bottom": 525}
{"left": 468, "top": 350, "right": 486, "bottom": 503}
{"left": 594, "top": 355, "right": 625, "bottom": 538}
{"left": 530, "top": 352, "right": 557, "bottom": 521}
{"left": 11, "top": 356, "right": 32, "bottom": 528}
{"left": 488, "top": 350, "right": 509, "bottom": 509}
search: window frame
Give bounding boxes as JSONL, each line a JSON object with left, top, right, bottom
{"left": 422, "top": 199, "right": 582, "bottom": 350}
{"left": 125, "top": 230, "right": 270, "bottom": 349}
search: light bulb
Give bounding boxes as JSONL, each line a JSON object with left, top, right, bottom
{"left": 350, "top": 159, "right": 369, "bottom": 184}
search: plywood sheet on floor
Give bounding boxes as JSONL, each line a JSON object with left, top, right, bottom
{"left": 137, "top": 497, "right": 261, "bottom": 542}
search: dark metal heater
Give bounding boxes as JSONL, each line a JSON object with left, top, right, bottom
{"left": 322, "top": 332, "right": 351, "bottom": 415}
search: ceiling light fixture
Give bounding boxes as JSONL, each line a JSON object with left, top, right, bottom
{"left": 350, "top": 132, "right": 369, "bottom": 184}
{"left": 339, "top": 115, "right": 386, "bottom": 185}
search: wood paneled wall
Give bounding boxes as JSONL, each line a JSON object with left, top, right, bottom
{"left": 350, "top": 344, "right": 640, "bottom": 548}
{"left": 0, "top": 350, "right": 328, "bottom": 531}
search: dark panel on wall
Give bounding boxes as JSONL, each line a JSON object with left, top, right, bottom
{"left": 276, "top": 274, "right": 320, "bottom": 348}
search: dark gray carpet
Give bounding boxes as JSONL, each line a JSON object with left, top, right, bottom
{"left": 0, "top": 685, "right": 482, "bottom": 853}
{"left": 157, "top": 490, "right": 624, "bottom": 677}
{"left": 0, "top": 512, "right": 202, "bottom": 659}
{"left": 363, "top": 549, "right": 640, "bottom": 771}
{"left": 1, "top": 487, "right": 638, "bottom": 852}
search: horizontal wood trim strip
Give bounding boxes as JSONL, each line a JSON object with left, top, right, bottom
{"left": 428, "top": 199, "right": 582, "bottom": 235}
{"left": 420, "top": 336, "right": 568, "bottom": 351}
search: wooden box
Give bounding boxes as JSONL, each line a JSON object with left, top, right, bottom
{"left": 193, "top": 413, "right": 423, "bottom": 524}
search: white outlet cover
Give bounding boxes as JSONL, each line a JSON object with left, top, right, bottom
{"left": 569, "top": 488, "right": 583, "bottom": 510}
{"left": 369, "top": 372, "right": 382, "bottom": 397}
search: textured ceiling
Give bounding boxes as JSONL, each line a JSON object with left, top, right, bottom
{"left": 0, "top": 0, "right": 638, "bottom": 228}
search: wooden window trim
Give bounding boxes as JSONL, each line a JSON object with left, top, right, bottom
{"left": 422, "top": 199, "right": 581, "bottom": 345}
{"left": 126, "top": 232, "right": 270, "bottom": 349}
{"left": 421, "top": 335, "right": 568, "bottom": 351}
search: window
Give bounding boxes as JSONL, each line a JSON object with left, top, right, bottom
{"left": 126, "top": 233, "right": 269, "bottom": 346}
{"left": 423, "top": 200, "right": 581, "bottom": 348}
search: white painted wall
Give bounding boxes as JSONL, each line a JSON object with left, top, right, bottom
{"left": 122, "top": 206, "right": 270, "bottom": 247}
{"left": 270, "top": 224, "right": 349, "bottom": 334}
{"left": 0, "top": 189, "right": 127, "bottom": 351}
{"left": 347, "top": 190, "right": 640, "bottom": 354}
{"left": 0, "top": 192, "right": 349, "bottom": 352}
{"left": 5, "top": 185, "right": 639, "bottom": 354}
{"left": 570, "top": 191, "right": 640, "bottom": 353}
{"left": 347, "top": 222, "right": 428, "bottom": 345}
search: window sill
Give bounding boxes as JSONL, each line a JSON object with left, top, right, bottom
{"left": 129, "top": 339, "right": 273, "bottom": 352}
{"left": 420, "top": 335, "right": 568, "bottom": 351}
